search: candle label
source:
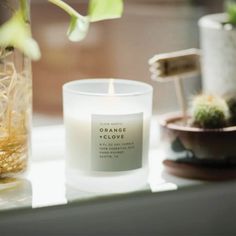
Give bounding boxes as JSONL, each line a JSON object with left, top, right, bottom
{"left": 91, "top": 113, "right": 143, "bottom": 171}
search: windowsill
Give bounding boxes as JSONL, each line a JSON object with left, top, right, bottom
{"left": 0, "top": 121, "right": 235, "bottom": 234}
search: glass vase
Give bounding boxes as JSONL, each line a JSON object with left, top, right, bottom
{"left": 0, "top": 0, "right": 32, "bottom": 178}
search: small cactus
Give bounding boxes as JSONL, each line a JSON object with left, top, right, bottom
{"left": 191, "top": 94, "right": 229, "bottom": 128}
{"left": 227, "top": 97, "right": 236, "bottom": 125}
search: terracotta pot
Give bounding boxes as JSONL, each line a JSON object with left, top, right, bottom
{"left": 159, "top": 114, "right": 236, "bottom": 167}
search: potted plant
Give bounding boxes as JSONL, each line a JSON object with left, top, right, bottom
{"left": 199, "top": 0, "right": 236, "bottom": 97}
{"left": 0, "top": 0, "right": 123, "bottom": 178}
{"left": 159, "top": 94, "right": 236, "bottom": 180}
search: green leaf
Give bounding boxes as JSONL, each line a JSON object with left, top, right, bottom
{"left": 227, "top": 1, "right": 236, "bottom": 25}
{"left": 67, "top": 16, "right": 90, "bottom": 42}
{"left": 49, "top": 0, "right": 123, "bottom": 41}
{"left": 88, "top": 0, "right": 123, "bottom": 22}
{"left": 48, "top": 0, "right": 90, "bottom": 42}
{"left": 0, "top": 11, "right": 41, "bottom": 60}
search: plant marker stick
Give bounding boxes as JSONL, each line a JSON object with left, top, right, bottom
{"left": 149, "top": 48, "right": 200, "bottom": 124}
{"left": 174, "top": 77, "right": 187, "bottom": 125}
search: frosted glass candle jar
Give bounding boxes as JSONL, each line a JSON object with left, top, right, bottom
{"left": 63, "top": 79, "right": 153, "bottom": 193}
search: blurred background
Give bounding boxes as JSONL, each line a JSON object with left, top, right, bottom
{"left": 31, "top": 0, "right": 224, "bottom": 126}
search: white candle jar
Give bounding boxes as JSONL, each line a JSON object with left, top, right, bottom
{"left": 63, "top": 79, "right": 153, "bottom": 193}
